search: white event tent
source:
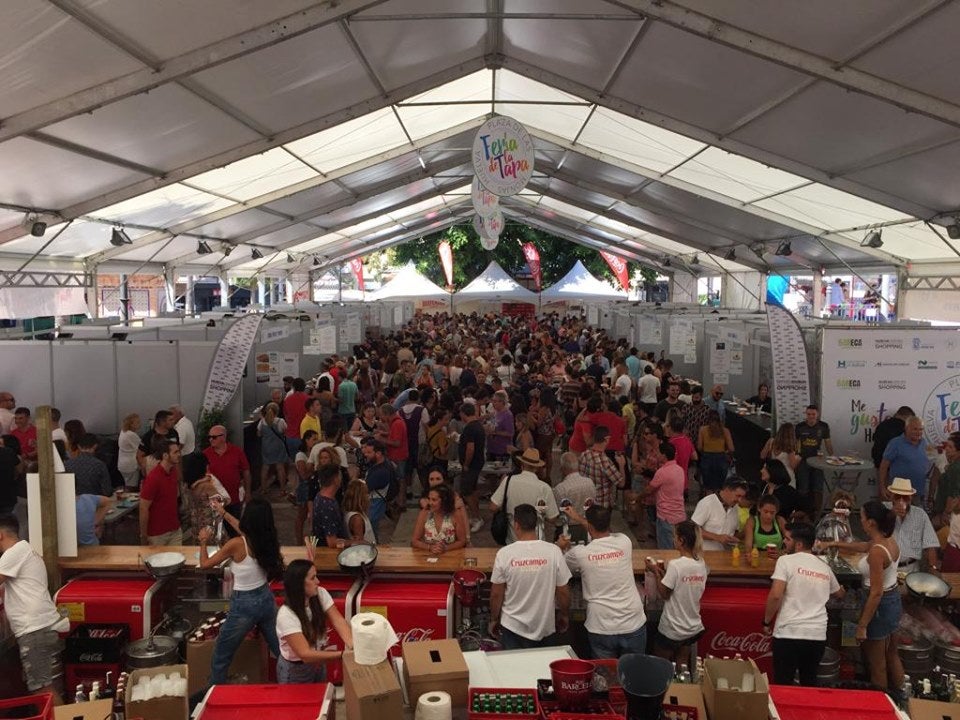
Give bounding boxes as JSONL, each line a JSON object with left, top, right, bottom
{"left": 541, "top": 261, "right": 627, "bottom": 303}
{"left": 367, "top": 263, "right": 450, "bottom": 302}
{"left": 454, "top": 261, "right": 538, "bottom": 308}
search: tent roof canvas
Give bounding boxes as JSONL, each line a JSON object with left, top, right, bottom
{"left": 367, "top": 263, "right": 449, "bottom": 301}
{"left": 541, "top": 260, "right": 627, "bottom": 300}
{"left": 455, "top": 261, "right": 538, "bottom": 302}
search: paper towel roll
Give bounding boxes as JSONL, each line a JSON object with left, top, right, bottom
{"left": 415, "top": 691, "right": 452, "bottom": 720}
{"left": 350, "top": 612, "right": 399, "bottom": 665}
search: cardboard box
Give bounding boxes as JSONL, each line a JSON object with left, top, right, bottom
{"left": 401, "top": 639, "right": 469, "bottom": 708}
{"left": 186, "top": 635, "right": 266, "bottom": 696}
{"left": 702, "top": 658, "right": 769, "bottom": 720}
{"left": 55, "top": 699, "right": 114, "bottom": 720}
{"left": 911, "top": 697, "right": 960, "bottom": 720}
{"left": 125, "top": 664, "right": 189, "bottom": 720}
{"left": 342, "top": 651, "right": 403, "bottom": 720}
{"left": 663, "top": 682, "right": 708, "bottom": 720}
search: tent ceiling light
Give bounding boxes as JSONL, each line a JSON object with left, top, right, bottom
{"left": 724, "top": 248, "right": 736, "bottom": 260}
{"left": 313, "top": 256, "right": 321, "bottom": 266}
{"left": 774, "top": 241, "right": 792, "bottom": 256}
{"left": 947, "top": 221, "right": 960, "bottom": 240}
{"left": 860, "top": 230, "right": 883, "bottom": 249}
{"left": 286, "top": 253, "right": 295, "bottom": 263}
{"left": 251, "top": 248, "right": 264, "bottom": 259}
{"left": 221, "top": 243, "right": 233, "bottom": 257}
{"left": 110, "top": 227, "right": 132, "bottom": 246}
{"left": 690, "top": 255, "right": 699, "bottom": 265}
{"left": 196, "top": 240, "right": 213, "bottom": 255}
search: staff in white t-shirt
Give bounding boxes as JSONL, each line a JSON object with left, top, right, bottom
{"left": 275, "top": 559, "right": 353, "bottom": 684}
{"left": 690, "top": 479, "right": 748, "bottom": 551}
{"left": 559, "top": 504, "right": 646, "bottom": 658}
{"left": 489, "top": 504, "right": 572, "bottom": 649}
{"left": 763, "top": 522, "right": 843, "bottom": 687}
{"left": 647, "top": 520, "right": 708, "bottom": 664}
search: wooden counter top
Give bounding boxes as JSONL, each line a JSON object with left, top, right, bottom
{"left": 60, "top": 545, "right": 783, "bottom": 577}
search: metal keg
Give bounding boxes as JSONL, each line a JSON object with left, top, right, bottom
{"left": 816, "top": 647, "right": 841, "bottom": 686}
{"left": 125, "top": 635, "right": 179, "bottom": 669}
{"left": 898, "top": 637, "right": 935, "bottom": 678}
{"left": 935, "top": 641, "right": 960, "bottom": 675}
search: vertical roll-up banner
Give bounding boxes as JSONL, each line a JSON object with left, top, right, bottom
{"left": 600, "top": 251, "right": 630, "bottom": 292}
{"left": 765, "top": 302, "right": 811, "bottom": 429}
{"left": 520, "top": 242, "right": 542, "bottom": 291}
{"left": 438, "top": 241, "right": 454, "bottom": 288}
{"left": 201, "top": 314, "right": 265, "bottom": 413}
{"left": 348, "top": 257, "right": 365, "bottom": 292}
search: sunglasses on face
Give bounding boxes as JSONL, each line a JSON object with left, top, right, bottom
{"left": 208, "top": 434, "right": 224, "bottom": 439}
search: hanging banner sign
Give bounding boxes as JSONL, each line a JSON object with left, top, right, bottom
{"left": 480, "top": 235, "right": 499, "bottom": 251}
{"left": 438, "top": 240, "right": 454, "bottom": 288}
{"left": 765, "top": 302, "right": 811, "bottom": 430}
{"left": 520, "top": 242, "right": 542, "bottom": 291}
{"left": 471, "top": 176, "right": 500, "bottom": 218}
{"left": 600, "top": 251, "right": 630, "bottom": 292}
{"left": 472, "top": 115, "right": 535, "bottom": 196}
{"left": 348, "top": 257, "right": 365, "bottom": 292}
{"left": 201, "top": 314, "right": 264, "bottom": 412}
{"left": 483, "top": 208, "right": 505, "bottom": 238}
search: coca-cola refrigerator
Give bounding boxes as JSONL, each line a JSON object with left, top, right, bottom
{"left": 699, "top": 586, "right": 772, "bottom": 674}
{"left": 54, "top": 573, "right": 176, "bottom": 641}
{"left": 354, "top": 576, "right": 454, "bottom": 658}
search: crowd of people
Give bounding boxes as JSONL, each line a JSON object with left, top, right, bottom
{"left": 2, "top": 309, "right": 960, "bottom": 701}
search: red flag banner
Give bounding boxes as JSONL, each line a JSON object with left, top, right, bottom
{"left": 521, "top": 242, "right": 542, "bottom": 291}
{"left": 438, "top": 240, "right": 454, "bottom": 288}
{"left": 600, "top": 251, "right": 629, "bottom": 292}
{"left": 348, "top": 257, "right": 364, "bottom": 292}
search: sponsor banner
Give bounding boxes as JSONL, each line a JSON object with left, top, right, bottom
{"left": 520, "top": 242, "right": 542, "bottom": 291}
{"left": 765, "top": 303, "right": 811, "bottom": 430}
{"left": 821, "top": 327, "right": 960, "bottom": 455}
{"left": 599, "top": 251, "right": 629, "bottom": 292}
{"left": 202, "top": 314, "right": 264, "bottom": 412}
{"left": 472, "top": 115, "right": 535, "bottom": 196}
{"left": 438, "top": 240, "right": 454, "bottom": 288}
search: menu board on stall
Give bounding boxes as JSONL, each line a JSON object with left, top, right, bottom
{"left": 586, "top": 305, "right": 599, "bottom": 326}
{"left": 670, "top": 320, "right": 695, "bottom": 355}
{"left": 710, "top": 341, "right": 730, "bottom": 375}
{"left": 341, "top": 313, "right": 362, "bottom": 345}
{"left": 637, "top": 317, "right": 662, "bottom": 346}
{"left": 729, "top": 347, "right": 744, "bottom": 375}
{"left": 255, "top": 351, "right": 299, "bottom": 385}
{"left": 393, "top": 305, "right": 403, "bottom": 326}
{"left": 306, "top": 324, "right": 338, "bottom": 356}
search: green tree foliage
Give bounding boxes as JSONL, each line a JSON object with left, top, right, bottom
{"left": 390, "top": 221, "right": 655, "bottom": 290}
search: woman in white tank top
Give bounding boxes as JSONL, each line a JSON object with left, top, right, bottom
{"left": 198, "top": 497, "right": 284, "bottom": 689}
{"left": 820, "top": 500, "right": 903, "bottom": 693}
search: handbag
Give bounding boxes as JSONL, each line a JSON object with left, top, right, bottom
{"left": 490, "top": 474, "right": 514, "bottom": 546}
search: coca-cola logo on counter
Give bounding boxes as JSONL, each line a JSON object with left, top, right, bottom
{"left": 397, "top": 627, "right": 435, "bottom": 644}
{"left": 709, "top": 630, "right": 772, "bottom": 658}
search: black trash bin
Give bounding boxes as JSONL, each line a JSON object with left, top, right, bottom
{"left": 618, "top": 653, "right": 674, "bottom": 720}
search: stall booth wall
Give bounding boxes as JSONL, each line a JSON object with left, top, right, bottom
{"left": 721, "top": 272, "right": 767, "bottom": 312}
{"left": 819, "top": 325, "right": 960, "bottom": 457}
{"left": 901, "top": 288, "right": 960, "bottom": 324}
{"left": 670, "top": 271, "right": 698, "bottom": 304}
{"left": 0, "top": 339, "right": 220, "bottom": 434}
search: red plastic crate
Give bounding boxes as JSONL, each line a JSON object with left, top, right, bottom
{"left": 0, "top": 693, "right": 53, "bottom": 720}
{"left": 469, "top": 687, "right": 540, "bottom": 720}
{"left": 770, "top": 685, "right": 899, "bottom": 720}
{"left": 197, "top": 682, "right": 333, "bottom": 720}
{"left": 661, "top": 703, "right": 699, "bottom": 720}
{"left": 538, "top": 699, "right": 621, "bottom": 720}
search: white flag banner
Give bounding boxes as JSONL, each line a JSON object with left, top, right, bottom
{"left": 765, "top": 303, "right": 811, "bottom": 429}
{"left": 201, "top": 314, "right": 264, "bottom": 413}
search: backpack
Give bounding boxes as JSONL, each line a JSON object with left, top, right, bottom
{"left": 400, "top": 405, "right": 425, "bottom": 457}
{"left": 382, "top": 461, "right": 400, "bottom": 503}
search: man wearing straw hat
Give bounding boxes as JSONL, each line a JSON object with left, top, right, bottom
{"left": 490, "top": 448, "right": 559, "bottom": 544}
{"left": 885, "top": 477, "right": 940, "bottom": 574}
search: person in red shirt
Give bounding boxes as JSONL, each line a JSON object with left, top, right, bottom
{"left": 203, "top": 426, "right": 251, "bottom": 512}
{"left": 665, "top": 415, "right": 697, "bottom": 493}
{"left": 375, "top": 404, "right": 408, "bottom": 511}
{"left": 139, "top": 440, "right": 182, "bottom": 545}
{"left": 283, "top": 379, "right": 309, "bottom": 444}
{"left": 10, "top": 408, "right": 37, "bottom": 464}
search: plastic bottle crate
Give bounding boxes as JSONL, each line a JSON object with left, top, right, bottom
{"left": 469, "top": 688, "right": 540, "bottom": 720}
{"left": 0, "top": 692, "right": 53, "bottom": 720}
{"left": 538, "top": 699, "right": 622, "bottom": 720}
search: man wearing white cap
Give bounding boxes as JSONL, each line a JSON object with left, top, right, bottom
{"left": 886, "top": 477, "right": 940, "bottom": 574}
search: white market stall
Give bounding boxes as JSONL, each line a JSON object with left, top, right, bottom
{"left": 540, "top": 260, "right": 627, "bottom": 310}
{"left": 454, "top": 261, "right": 538, "bottom": 315}
{"left": 366, "top": 263, "right": 451, "bottom": 313}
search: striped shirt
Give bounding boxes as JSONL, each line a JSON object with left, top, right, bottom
{"left": 886, "top": 503, "right": 938, "bottom": 563}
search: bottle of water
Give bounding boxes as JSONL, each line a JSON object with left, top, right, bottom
{"left": 901, "top": 674, "right": 912, "bottom": 703}
{"left": 74, "top": 684, "right": 86, "bottom": 703}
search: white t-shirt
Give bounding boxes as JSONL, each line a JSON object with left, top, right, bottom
{"left": 614, "top": 374, "right": 632, "bottom": 400}
{"left": 175, "top": 416, "right": 196, "bottom": 455}
{"left": 0, "top": 540, "right": 68, "bottom": 637}
{"left": 658, "top": 556, "right": 708, "bottom": 641}
{"left": 638, "top": 375, "right": 660, "bottom": 404}
{"left": 309, "top": 443, "right": 348, "bottom": 469}
{"left": 276, "top": 587, "right": 335, "bottom": 661}
{"left": 564, "top": 534, "right": 645, "bottom": 635}
{"left": 771, "top": 552, "right": 839, "bottom": 641}
{"left": 691, "top": 494, "right": 738, "bottom": 551}
{"left": 491, "top": 471, "right": 559, "bottom": 543}
{"left": 491, "top": 539, "right": 572, "bottom": 641}
{"left": 117, "top": 429, "right": 142, "bottom": 474}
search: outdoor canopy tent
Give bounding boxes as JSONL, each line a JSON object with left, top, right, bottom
{"left": 541, "top": 260, "right": 627, "bottom": 302}
{"left": 454, "top": 261, "right": 538, "bottom": 305}
{"left": 366, "top": 263, "right": 450, "bottom": 302}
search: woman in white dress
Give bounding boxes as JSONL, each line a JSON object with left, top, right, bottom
{"left": 117, "top": 413, "right": 142, "bottom": 489}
